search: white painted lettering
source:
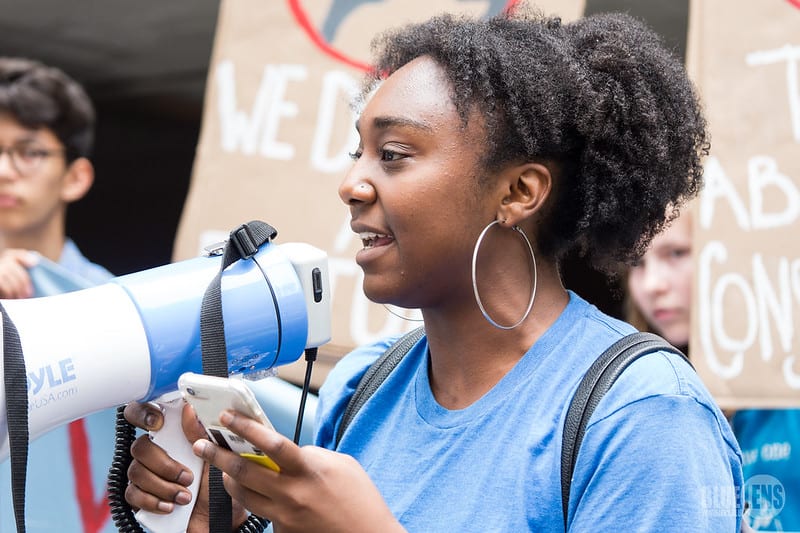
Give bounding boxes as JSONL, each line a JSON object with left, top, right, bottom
{"left": 216, "top": 60, "right": 307, "bottom": 160}
{"left": 257, "top": 64, "right": 307, "bottom": 160}
{"left": 698, "top": 240, "right": 749, "bottom": 379}
{"left": 748, "top": 156, "right": 800, "bottom": 229}
{"left": 310, "top": 70, "right": 360, "bottom": 173}
{"left": 746, "top": 44, "right": 800, "bottom": 143}
{"left": 700, "top": 157, "right": 751, "bottom": 231}
{"left": 752, "top": 254, "right": 793, "bottom": 360}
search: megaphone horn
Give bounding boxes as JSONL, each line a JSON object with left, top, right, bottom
{"left": 0, "top": 220, "right": 331, "bottom": 532}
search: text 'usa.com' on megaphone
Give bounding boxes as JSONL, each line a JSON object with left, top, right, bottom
{"left": 0, "top": 221, "right": 331, "bottom": 532}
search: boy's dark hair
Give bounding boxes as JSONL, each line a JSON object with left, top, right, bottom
{"left": 0, "top": 57, "right": 95, "bottom": 161}
{"left": 366, "top": 7, "right": 708, "bottom": 270}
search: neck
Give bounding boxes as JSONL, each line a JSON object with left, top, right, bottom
{"left": 422, "top": 261, "right": 569, "bottom": 409}
{"left": 1, "top": 220, "right": 66, "bottom": 262}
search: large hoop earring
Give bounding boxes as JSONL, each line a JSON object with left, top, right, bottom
{"left": 471, "top": 220, "right": 537, "bottom": 330}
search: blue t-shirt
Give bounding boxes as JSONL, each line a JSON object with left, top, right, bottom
{"left": 316, "top": 292, "right": 744, "bottom": 532}
{"left": 0, "top": 239, "right": 118, "bottom": 533}
{"left": 731, "top": 408, "right": 800, "bottom": 531}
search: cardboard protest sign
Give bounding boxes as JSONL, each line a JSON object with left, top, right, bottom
{"left": 173, "top": 0, "right": 585, "bottom": 387}
{"left": 688, "top": 0, "right": 800, "bottom": 408}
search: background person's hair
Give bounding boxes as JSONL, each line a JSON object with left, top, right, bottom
{"left": 0, "top": 56, "right": 95, "bottom": 161}
{"left": 624, "top": 201, "right": 696, "bottom": 344}
{"left": 364, "top": 6, "right": 708, "bottom": 271}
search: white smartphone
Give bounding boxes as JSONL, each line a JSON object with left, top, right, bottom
{"left": 177, "top": 372, "right": 280, "bottom": 471}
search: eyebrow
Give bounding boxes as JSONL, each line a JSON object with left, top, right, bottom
{"left": 6, "top": 132, "right": 46, "bottom": 146}
{"left": 355, "top": 115, "right": 435, "bottom": 134}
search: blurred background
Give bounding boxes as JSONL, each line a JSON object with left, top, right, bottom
{"left": 0, "top": 0, "right": 689, "bottom": 314}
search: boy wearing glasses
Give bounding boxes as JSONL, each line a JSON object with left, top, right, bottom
{"left": 0, "top": 56, "right": 111, "bottom": 297}
{"left": 0, "top": 57, "right": 117, "bottom": 532}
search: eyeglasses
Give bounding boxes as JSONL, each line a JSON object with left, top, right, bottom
{"left": 0, "top": 144, "right": 66, "bottom": 176}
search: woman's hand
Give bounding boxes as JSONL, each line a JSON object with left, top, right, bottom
{"left": 123, "top": 401, "right": 249, "bottom": 532}
{"left": 193, "top": 410, "right": 406, "bottom": 533}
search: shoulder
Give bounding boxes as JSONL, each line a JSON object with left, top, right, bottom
{"left": 568, "top": 349, "right": 743, "bottom": 528}
{"left": 320, "top": 332, "right": 409, "bottom": 397}
{"left": 582, "top": 347, "right": 741, "bottom": 472}
{"left": 59, "top": 239, "right": 114, "bottom": 283}
{"left": 597, "top": 349, "right": 712, "bottom": 417}
{"left": 314, "top": 331, "right": 410, "bottom": 448}
{"left": 564, "top": 292, "right": 710, "bottom": 413}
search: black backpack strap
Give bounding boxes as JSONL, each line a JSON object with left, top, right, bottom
{"left": 335, "top": 326, "right": 425, "bottom": 449}
{"left": 200, "top": 220, "right": 277, "bottom": 533}
{"left": 560, "top": 331, "right": 692, "bottom": 530}
{"left": 2, "top": 302, "right": 28, "bottom": 533}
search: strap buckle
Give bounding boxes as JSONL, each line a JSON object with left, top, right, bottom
{"left": 230, "top": 224, "right": 259, "bottom": 259}
{"left": 203, "top": 241, "right": 226, "bottom": 257}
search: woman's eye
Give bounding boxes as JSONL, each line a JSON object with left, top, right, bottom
{"left": 348, "top": 149, "right": 362, "bottom": 161}
{"left": 380, "top": 149, "right": 403, "bottom": 162}
{"left": 669, "top": 247, "right": 691, "bottom": 259}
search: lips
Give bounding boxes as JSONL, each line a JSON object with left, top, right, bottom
{"left": 0, "top": 194, "right": 20, "bottom": 208}
{"left": 652, "top": 309, "right": 681, "bottom": 323}
{"left": 359, "top": 231, "right": 394, "bottom": 249}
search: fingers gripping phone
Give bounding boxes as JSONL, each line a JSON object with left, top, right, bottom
{"left": 177, "top": 372, "right": 280, "bottom": 472}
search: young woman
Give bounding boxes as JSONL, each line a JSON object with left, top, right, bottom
{"left": 125, "top": 8, "right": 743, "bottom": 531}
{"left": 626, "top": 206, "right": 695, "bottom": 352}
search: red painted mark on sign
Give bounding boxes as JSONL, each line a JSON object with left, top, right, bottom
{"left": 287, "top": 0, "right": 373, "bottom": 72}
{"left": 287, "top": 0, "right": 521, "bottom": 72}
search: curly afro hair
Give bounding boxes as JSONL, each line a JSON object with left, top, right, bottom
{"left": 364, "top": 6, "right": 708, "bottom": 269}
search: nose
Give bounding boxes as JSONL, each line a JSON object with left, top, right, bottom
{"left": 640, "top": 260, "right": 669, "bottom": 295}
{"left": 0, "top": 149, "right": 19, "bottom": 178}
{"left": 338, "top": 166, "right": 376, "bottom": 206}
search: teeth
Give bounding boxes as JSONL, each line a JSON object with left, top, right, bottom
{"left": 359, "top": 231, "right": 388, "bottom": 248}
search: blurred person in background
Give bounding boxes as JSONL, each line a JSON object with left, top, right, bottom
{"left": 627, "top": 203, "right": 800, "bottom": 532}
{"left": 0, "top": 56, "right": 117, "bottom": 532}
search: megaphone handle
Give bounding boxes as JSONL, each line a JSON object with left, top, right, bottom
{"left": 134, "top": 396, "right": 203, "bottom": 533}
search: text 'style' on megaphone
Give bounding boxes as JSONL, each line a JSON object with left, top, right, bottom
{"left": 0, "top": 221, "right": 331, "bottom": 533}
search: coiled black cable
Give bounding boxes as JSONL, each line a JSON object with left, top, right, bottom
{"left": 107, "top": 404, "right": 271, "bottom": 532}
{"left": 108, "top": 405, "right": 145, "bottom": 533}
{"left": 238, "top": 514, "right": 271, "bottom": 532}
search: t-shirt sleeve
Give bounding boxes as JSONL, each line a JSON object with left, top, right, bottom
{"left": 314, "top": 335, "right": 400, "bottom": 449}
{"left": 567, "top": 353, "right": 744, "bottom": 532}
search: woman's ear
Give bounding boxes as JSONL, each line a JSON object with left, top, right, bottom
{"left": 60, "top": 157, "right": 95, "bottom": 204}
{"left": 497, "top": 162, "right": 553, "bottom": 225}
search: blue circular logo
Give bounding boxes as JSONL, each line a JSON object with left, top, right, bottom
{"left": 744, "top": 474, "right": 786, "bottom": 525}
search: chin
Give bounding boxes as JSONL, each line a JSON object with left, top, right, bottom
{"left": 662, "top": 330, "right": 690, "bottom": 349}
{"left": 363, "top": 285, "right": 418, "bottom": 311}
{"left": 361, "top": 280, "right": 393, "bottom": 305}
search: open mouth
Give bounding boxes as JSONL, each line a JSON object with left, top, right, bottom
{"left": 359, "top": 231, "right": 393, "bottom": 249}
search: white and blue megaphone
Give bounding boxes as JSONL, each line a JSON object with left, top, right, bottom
{"left": 0, "top": 221, "right": 331, "bottom": 532}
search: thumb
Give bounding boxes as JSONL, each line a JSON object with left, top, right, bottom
{"left": 182, "top": 402, "right": 210, "bottom": 443}
{"left": 4, "top": 249, "right": 40, "bottom": 268}
{"left": 19, "top": 250, "right": 40, "bottom": 268}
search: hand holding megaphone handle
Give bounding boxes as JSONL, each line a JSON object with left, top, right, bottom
{"left": 134, "top": 393, "right": 203, "bottom": 533}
